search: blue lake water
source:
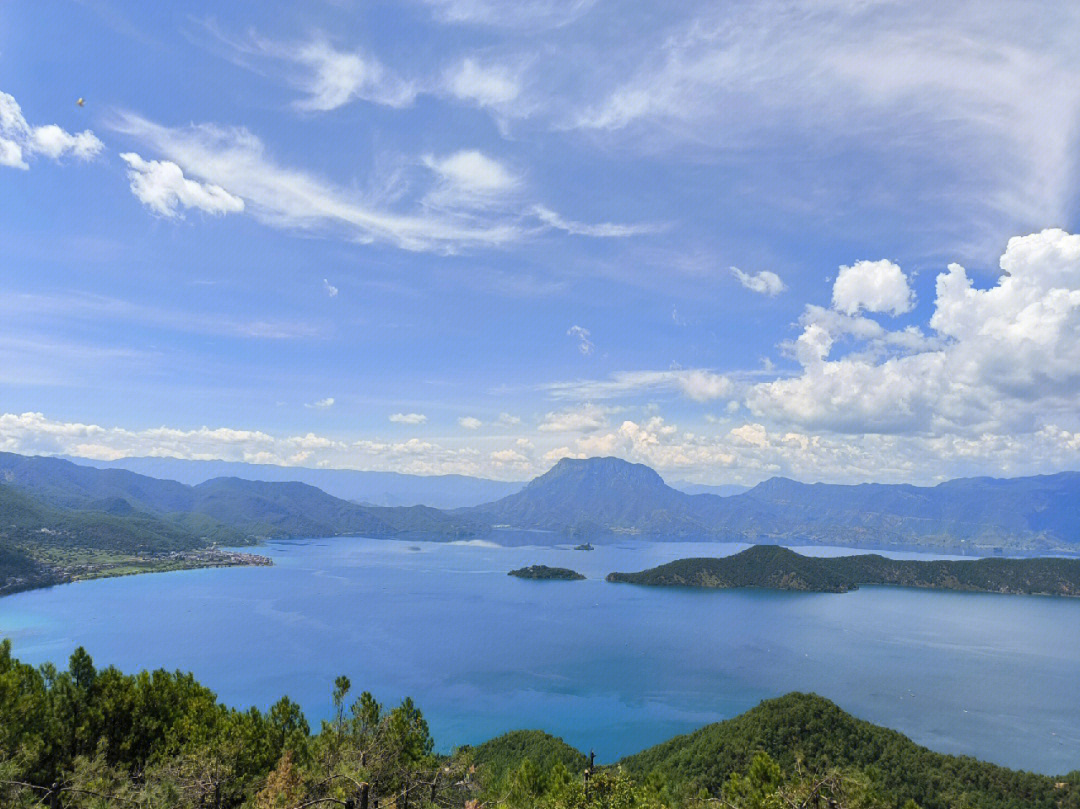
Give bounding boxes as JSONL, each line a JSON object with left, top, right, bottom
{"left": 1, "top": 537, "right": 1079, "bottom": 774}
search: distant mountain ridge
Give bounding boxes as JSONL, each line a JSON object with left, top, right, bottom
{"left": 60, "top": 455, "right": 524, "bottom": 509}
{"left": 7, "top": 452, "right": 1080, "bottom": 552}
{"left": 0, "top": 453, "right": 481, "bottom": 540}
{"left": 464, "top": 457, "right": 1080, "bottom": 551}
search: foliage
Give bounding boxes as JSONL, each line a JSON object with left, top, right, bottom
{"left": 608, "top": 545, "right": 1080, "bottom": 596}
{"left": 1, "top": 642, "right": 1077, "bottom": 809}
{"left": 508, "top": 565, "right": 586, "bottom": 580}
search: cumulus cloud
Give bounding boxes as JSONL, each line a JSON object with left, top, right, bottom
{"left": 445, "top": 59, "right": 521, "bottom": 107}
{"left": 0, "top": 411, "right": 492, "bottom": 477}
{"left": 305, "top": 397, "right": 335, "bottom": 409}
{"left": 730, "top": 267, "right": 786, "bottom": 297}
{"left": 566, "top": 325, "right": 595, "bottom": 355}
{"left": 120, "top": 152, "right": 244, "bottom": 218}
{"left": 749, "top": 229, "right": 1080, "bottom": 437}
{"left": 458, "top": 416, "right": 483, "bottom": 429}
{"left": 0, "top": 91, "right": 103, "bottom": 169}
{"left": 389, "top": 412, "right": 428, "bottom": 425}
{"left": 831, "top": 259, "right": 913, "bottom": 316}
{"left": 497, "top": 412, "right": 522, "bottom": 426}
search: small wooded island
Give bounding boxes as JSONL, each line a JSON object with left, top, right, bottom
{"left": 508, "top": 565, "right": 585, "bottom": 580}
{"left": 606, "top": 544, "right": 1080, "bottom": 596}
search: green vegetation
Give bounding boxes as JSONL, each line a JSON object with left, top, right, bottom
{"left": 0, "top": 483, "right": 269, "bottom": 596}
{"left": 2, "top": 642, "right": 1078, "bottom": 808}
{"left": 574, "top": 543, "right": 595, "bottom": 551}
{"left": 508, "top": 565, "right": 586, "bottom": 580}
{"left": 607, "top": 545, "right": 1080, "bottom": 596}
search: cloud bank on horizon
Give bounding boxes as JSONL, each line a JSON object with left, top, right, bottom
{"left": 2, "top": 0, "right": 1079, "bottom": 485}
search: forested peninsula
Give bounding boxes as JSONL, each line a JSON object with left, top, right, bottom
{"left": 606, "top": 545, "right": 1080, "bottom": 595}
{"left": 1, "top": 641, "right": 1077, "bottom": 809}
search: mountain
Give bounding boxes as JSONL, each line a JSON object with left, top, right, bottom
{"left": 463, "top": 456, "right": 1080, "bottom": 550}
{"left": 0, "top": 453, "right": 480, "bottom": 540}
{"left": 61, "top": 455, "right": 524, "bottom": 509}
{"left": 461, "top": 457, "right": 715, "bottom": 536}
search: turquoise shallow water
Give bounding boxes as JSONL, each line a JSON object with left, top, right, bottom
{"left": 1, "top": 537, "right": 1079, "bottom": 774}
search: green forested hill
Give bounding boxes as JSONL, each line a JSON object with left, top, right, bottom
{"left": 0, "top": 483, "right": 267, "bottom": 595}
{"left": 3, "top": 642, "right": 1077, "bottom": 809}
{"left": 607, "top": 545, "right": 1080, "bottom": 595}
{"left": 620, "top": 692, "right": 1080, "bottom": 809}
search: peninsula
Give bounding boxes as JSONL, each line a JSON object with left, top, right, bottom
{"left": 606, "top": 545, "right": 1080, "bottom": 596}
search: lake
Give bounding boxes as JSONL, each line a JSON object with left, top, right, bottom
{"left": 1, "top": 537, "right": 1079, "bottom": 774}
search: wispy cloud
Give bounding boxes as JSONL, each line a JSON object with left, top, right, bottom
{"left": 323, "top": 278, "right": 339, "bottom": 297}
{"left": 534, "top": 205, "right": 661, "bottom": 238}
{"left": 546, "top": 369, "right": 732, "bottom": 402}
{"left": 305, "top": 397, "right": 335, "bottom": 410}
{"left": 566, "top": 325, "right": 595, "bottom": 355}
{"left": 730, "top": 267, "right": 785, "bottom": 297}
{"left": 389, "top": 412, "right": 428, "bottom": 424}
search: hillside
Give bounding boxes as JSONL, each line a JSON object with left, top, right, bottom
{"left": 0, "top": 453, "right": 481, "bottom": 541}
{"left": 0, "top": 484, "right": 266, "bottom": 595}
{"left": 606, "top": 545, "right": 1080, "bottom": 595}
{"left": 619, "top": 692, "right": 1080, "bottom": 809}
{"left": 4, "top": 643, "right": 1077, "bottom": 809}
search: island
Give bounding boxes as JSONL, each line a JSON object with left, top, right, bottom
{"left": 508, "top": 565, "right": 585, "bottom": 580}
{"left": 605, "top": 544, "right": 1080, "bottom": 596}
{"left": 573, "top": 542, "right": 594, "bottom": 551}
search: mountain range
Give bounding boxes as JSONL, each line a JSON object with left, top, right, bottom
{"left": 5, "top": 452, "right": 1080, "bottom": 552}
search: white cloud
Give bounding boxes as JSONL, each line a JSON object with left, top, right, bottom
{"left": 424, "top": 150, "right": 518, "bottom": 193}
{"left": 831, "top": 259, "right": 913, "bottom": 316}
{"left": 389, "top": 412, "right": 428, "bottom": 424}
{"left": 569, "top": 2, "right": 1080, "bottom": 243}
{"left": 533, "top": 205, "right": 660, "bottom": 238}
{"left": 112, "top": 113, "right": 522, "bottom": 252}
{"left": 546, "top": 368, "right": 731, "bottom": 402}
{"left": 748, "top": 229, "right": 1080, "bottom": 437}
{"left": 419, "top": 0, "right": 596, "bottom": 28}
{"left": 459, "top": 416, "right": 483, "bottom": 429}
{"left": 731, "top": 267, "right": 786, "bottom": 297}
{"left": 497, "top": 412, "right": 521, "bottom": 426}
{"left": 538, "top": 403, "right": 614, "bottom": 433}
{"left": 120, "top": 152, "right": 245, "bottom": 218}
{"left": 294, "top": 39, "right": 415, "bottom": 111}
{"left": 445, "top": 59, "right": 521, "bottom": 107}
{"left": 0, "top": 91, "right": 103, "bottom": 170}
{"left": 305, "top": 397, "right": 335, "bottom": 410}
{"left": 323, "top": 278, "right": 339, "bottom": 297}
{"left": 566, "top": 325, "right": 595, "bottom": 355}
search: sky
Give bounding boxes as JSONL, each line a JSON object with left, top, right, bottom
{"left": 3, "top": 0, "right": 1080, "bottom": 486}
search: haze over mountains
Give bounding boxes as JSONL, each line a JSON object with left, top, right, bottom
{"left": 5, "top": 452, "right": 1080, "bottom": 552}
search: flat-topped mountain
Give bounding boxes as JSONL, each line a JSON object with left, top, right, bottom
{"left": 607, "top": 545, "right": 1080, "bottom": 595}
{"left": 461, "top": 457, "right": 714, "bottom": 536}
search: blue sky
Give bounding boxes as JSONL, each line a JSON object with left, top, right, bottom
{"left": 3, "top": 0, "right": 1080, "bottom": 485}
